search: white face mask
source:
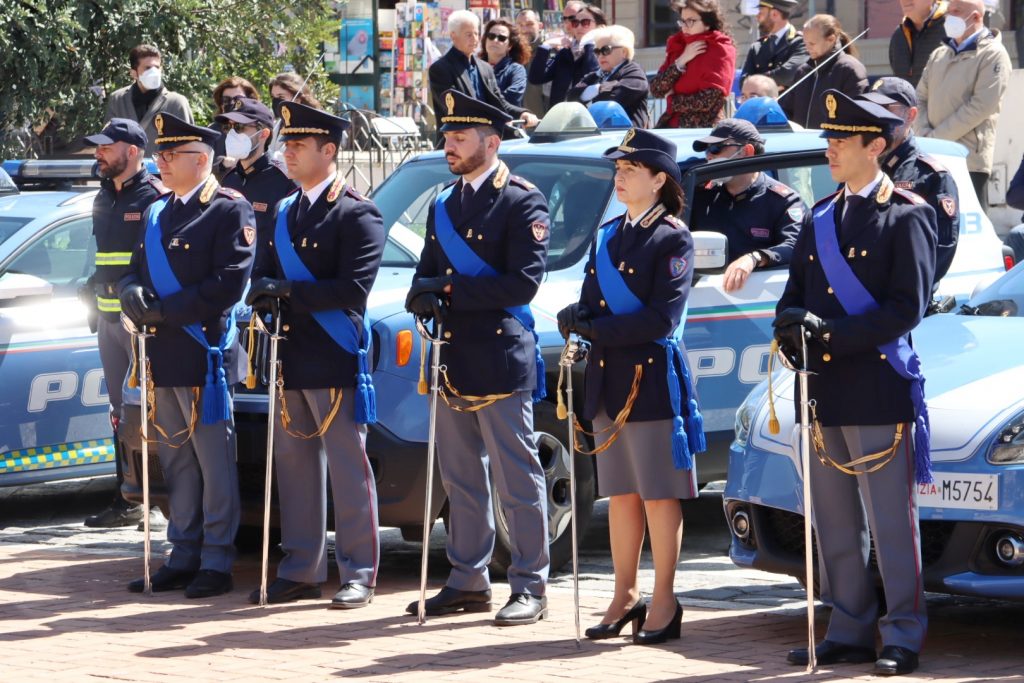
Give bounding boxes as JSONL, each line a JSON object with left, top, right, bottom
{"left": 944, "top": 14, "right": 968, "bottom": 40}
{"left": 225, "top": 129, "right": 258, "bottom": 159}
{"left": 138, "top": 67, "right": 162, "bottom": 91}
{"left": 707, "top": 148, "right": 743, "bottom": 184}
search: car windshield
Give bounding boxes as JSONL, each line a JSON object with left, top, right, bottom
{"left": 963, "top": 265, "right": 1024, "bottom": 317}
{"left": 373, "top": 156, "right": 615, "bottom": 271}
{"left": 0, "top": 217, "right": 32, "bottom": 246}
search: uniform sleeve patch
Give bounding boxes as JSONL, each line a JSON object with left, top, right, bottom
{"left": 787, "top": 206, "right": 804, "bottom": 222}
{"left": 750, "top": 227, "right": 770, "bottom": 239}
{"left": 669, "top": 256, "right": 687, "bottom": 277}
{"left": 252, "top": 201, "right": 268, "bottom": 212}
{"left": 123, "top": 212, "right": 141, "bottom": 222}
{"left": 940, "top": 194, "right": 957, "bottom": 217}
{"left": 531, "top": 221, "right": 549, "bottom": 241}
{"left": 243, "top": 226, "right": 256, "bottom": 246}
{"left": 768, "top": 181, "right": 793, "bottom": 197}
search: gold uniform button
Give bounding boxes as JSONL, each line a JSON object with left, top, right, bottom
{"left": 496, "top": 328, "right": 503, "bottom": 335}
{"left": 148, "top": 326, "right": 156, "bottom": 334}
{"left": 599, "top": 359, "right": 605, "bottom": 368}
{"left": 809, "top": 254, "right": 814, "bottom": 261}
{"left": 201, "top": 325, "right": 207, "bottom": 332}
{"left": 880, "top": 353, "right": 887, "bottom": 360}
{"left": 599, "top": 299, "right": 606, "bottom": 308}
{"left": 282, "top": 324, "right": 290, "bottom": 332}
{"left": 590, "top": 268, "right": 595, "bottom": 275}
{"left": 861, "top": 250, "right": 868, "bottom": 257}
{"left": 822, "top": 353, "right": 831, "bottom": 362}
{"left": 313, "top": 242, "right": 318, "bottom": 248}
{"left": 628, "top": 268, "right": 635, "bottom": 274}
{"left": 446, "top": 268, "right": 453, "bottom": 275}
{"left": 477, "top": 235, "right": 483, "bottom": 240}
{"left": 184, "top": 244, "right": 190, "bottom": 250}
{"left": 827, "top": 287, "right": 834, "bottom": 294}
{"left": 269, "top": 240, "right": 273, "bottom": 246}
{"left": 444, "top": 331, "right": 452, "bottom": 339}
{"left": 430, "top": 235, "right": 436, "bottom": 240}
{"left": 647, "top": 357, "right": 654, "bottom": 364}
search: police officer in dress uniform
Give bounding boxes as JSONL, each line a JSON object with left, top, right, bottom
{"left": 243, "top": 102, "right": 386, "bottom": 608}
{"left": 774, "top": 90, "right": 936, "bottom": 677}
{"left": 859, "top": 77, "right": 960, "bottom": 287}
{"left": 216, "top": 98, "right": 296, "bottom": 280}
{"left": 403, "top": 89, "right": 551, "bottom": 626}
{"left": 741, "top": 0, "right": 810, "bottom": 90}
{"left": 557, "top": 128, "right": 706, "bottom": 645}
{"left": 689, "top": 119, "right": 809, "bottom": 292}
{"left": 81, "top": 118, "right": 167, "bottom": 528}
{"left": 120, "top": 112, "right": 255, "bottom": 598}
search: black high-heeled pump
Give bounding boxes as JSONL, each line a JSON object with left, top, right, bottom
{"left": 633, "top": 600, "right": 682, "bottom": 645}
{"left": 584, "top": 599, "right": 647, "bottom": 640}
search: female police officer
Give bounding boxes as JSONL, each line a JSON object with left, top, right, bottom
{"left": 557, "top": 128, "right": 704, "bottom": 645}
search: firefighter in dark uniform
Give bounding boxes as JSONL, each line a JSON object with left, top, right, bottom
{"left": 741, "top": 0, "right": 810, "bottom": 90}
{"left": 689, "top": 119, "right": 808, "bottom": 292}
{"left": 80, "top": 118, "right": 167, "bottom": 528}
{"left": 859, "top": 76, "right": 960, "bottom": 286}
{"left": 403, "top": 89, "right": 551, "bottom": 626}
{"left": 120, "top": 112, "right": 255, "bottom": 599}
{"left": 216, "top": 98, "right": 296, "bottom": 280}
{"left": 557, "top": 127, "right": 706, "bottom": 645}
{"left": 243, "top": 102, "right": 386, "bottom": 608}
{"left": 774, "top": 90, "right": 936, "bottom": 677}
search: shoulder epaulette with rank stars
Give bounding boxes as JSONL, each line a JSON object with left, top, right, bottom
{"left": 507, "top": 173, "right": 535, "bottom": 191}
{"left": 766, "top": 178, "right": 793, "bottom": 197}
{"left": 344, "top": 185, "right": 369, "bottom": 202}
{"left": 199, "top": 176, "right": 220, "bottom": 205}
{"left": 216, "top": 187, "right": 244, "bottom": 201}
{"left": 663, "top": 214, "right": 685, "bottom": 229}
{"left": 325, "top": 175, "right": 345, "bottom": 203}
{"left": 812, "top": 189, "right": 841, "bottom": 210}
{"left": 892, "top": 187, "right": 927, "bottom": 205}
{"left": 917, "top": 153, "right": 948, "bottom": 174}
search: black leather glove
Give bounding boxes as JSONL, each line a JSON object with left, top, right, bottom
{"left": 405, "top": 276, "right": 452, "bottom": 311}
{"left": 250, "top": 296, "right": 276, "bottom": 317}
{"left": 245, "top": 278, "right": 292, "bottom": 306}
{"left": 574, "top": 316, "right": 596, "bottom": 340}
{"left": 773, "top": 307, "right": 831, "bottom": 346}
{"left": 407, "top": 292, "right": 445, "bottom": 322}
{"left": 773, "top": 324, "right": 804, "bottom": 365}
{"left": 138, "top": 299, "right": 164, "bottom": 325}
{"left": 556, "top": 303, "right": 591, "bottom": 339}
{"left": 120, "top": 284, "right": 152, "bottom": 326}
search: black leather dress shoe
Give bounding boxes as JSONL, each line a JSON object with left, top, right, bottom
{"left": 874, "top": 645, "right": 919, "bottom": 676}
{"left": 330, "top": 582, "right": 374, "bottom": 609}
{"left": 127, "top": 565, "right": 196, "bottom": 593}
{"left": 85, "top": 502, "right": 143, "bottom": 528}
{"left": 787, "top": 639, "right": 877, "bottom": 666}
{"left": 494, "top": 593, "right": 547, "bottom": 626}
{"left": 406, "top": 586, "right": 493, "bottom": 616}
{"left": 248, "top": 578, "right": 321, "bottom": 605}
{"left": 184, "top": 570, "right": 233, "bottom": 599}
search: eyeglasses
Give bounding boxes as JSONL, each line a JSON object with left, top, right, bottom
{"left": 569, "top": 17, "right": 594, "bottom": 27}
{"left": 485, "top": 32, "right": 510, "bottom": 43}
{"left": 561, "top": 14, "right": 576, "bottom": 21}
{"left": 220, "top": 96, "right": 244, "bottom": 109}
{"left": 677, "top": 17, "right": 701, "bottom": 28}
{"left": 594, "top": 45, "right": 623, "bottom": 56}
{"left": 705, "top": 142, "right": 741, "bottom": 155}
{"left": 222, "top": 122, "right": 262, "bottom": 132}
{"left": 154, "top": 150, "right": 203, "bottom": 163}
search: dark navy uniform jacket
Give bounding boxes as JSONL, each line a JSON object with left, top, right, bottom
{"left": 690, "top": 173, "right": 807, "bottom": 267}
{"left": 884, "top": 136, "right": 959, "bottom": 284}
{"left": 414, "top": 162, "right": 549, "bottom": 396}
{"left": 222, "top": 154, "right": 296, "bottom": 280}
{"left": 741, "top": 25, "right": 810, "bottom": 89}
{"left": 270, "top": 179, "right": 385, "bottom": 390}
{"left": 91, "top": 168, "right": 166, "bottom": 321}
{"left": 578, "top": 206, "right": 695, "bottom": 423}
{"left": 778, "top": 176, "right": 937, "bottom": 426}
{"left": 120, "top": 179, "right": 255, "bottom": 388}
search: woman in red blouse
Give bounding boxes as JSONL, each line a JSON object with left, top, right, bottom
{"left": 651, "top": 0, "right": 736, "bottom": 129}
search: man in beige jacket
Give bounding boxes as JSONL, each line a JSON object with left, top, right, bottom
{"left": 914, "top": 0, "right": 1011, "bottom": 211}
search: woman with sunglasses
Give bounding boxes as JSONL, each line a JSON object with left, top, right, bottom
{"left": 209, "top": 76, "right": 261, "bottom": 178}
{"left": 651, "top": 0, "right": 735, "bottom": 128}
{"left": 528, "top": 3, "right": 605, "bottom": 106}
{"left": 557, "top": 127, "right": 703, "bottom": 646}
{"left": 566, "top": 25, "right": 650, "bottom": 128}
{"left": 479, "top": 19, "right": 532, "bottom": 108}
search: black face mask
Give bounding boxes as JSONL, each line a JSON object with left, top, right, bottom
{"left": 271, "top": 97, "right": 285, "bottom": 114}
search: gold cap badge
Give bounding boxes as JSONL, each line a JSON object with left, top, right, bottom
{"left": 154, "top": 114, "right": 164, "bottom": 136}
{"left": 622, "top": 128, "right": 636, "bottom": 146}
{"left": 825, "top": 93, "right": 838, "bottom": 120}
{"left": 233, "top": 98, "right": 244, "bottom": 111}
{"left": 281, "top": 105, "right": 291, "bottom": 127}
{"left": 445, "top": 92, "right": 455, "bottom": 116}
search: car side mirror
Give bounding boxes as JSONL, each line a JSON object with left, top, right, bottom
{"left": 0, "top": 273, "right": 53, "bottom": 302}
{"left": 692, "top": 231, "right": 728, "bottom": 273}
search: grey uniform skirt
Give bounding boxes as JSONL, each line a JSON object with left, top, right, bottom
{"left": 593, "top": 409, "right": 699, "bottom": 500}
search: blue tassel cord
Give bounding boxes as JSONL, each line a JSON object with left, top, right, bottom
{"left": 355, "top": 348, "right": 377, "bottom": 425}
{"left": 532, "top": 337, "right": 547, "bottom": 403}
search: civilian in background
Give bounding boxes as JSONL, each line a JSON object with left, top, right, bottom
{"left": 210, "top": 76, "right": 261, "bottom": 178}
{"left": 781, "top": 15, "right": 867, "bottom": 129}
{"left": 104, "top": 44, "right": 193, "bottom": 156}
{"left": 740, "top": 0, "right": 809, "bottom": 90}
{"left": 481, "top": 19, "right": 531, "bottom": 108}
{"left": 915, "top": 0, "right": 1011, "bottom": 211}
{"left": 267, "top": 72, "right": 323, "bottom": 168}
{"left": 738, "top": 73, "right": 779, "bottom": 104}
{"left": 528, "top": 2, "right": 603, "bottom": 106}
{"left": 516, "top": 10, "right": 550, "bottom": 115}
{"left": 567, "top": 26, "right": 650, "bottom": 128}
{"left": 890, "top": 0, "right": 950, "bottom": 87}
{"left": 650, "top": 0, "right": 735, "bottom": 129}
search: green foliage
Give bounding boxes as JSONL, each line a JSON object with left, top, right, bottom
{"left": 0, "top": 0, "right": 341, "bottom": 157}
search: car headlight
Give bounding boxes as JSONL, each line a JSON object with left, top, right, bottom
{"left": 989, "top": 413, "right": 1024, "bottom": 464}
{"left": 734, "top": 379, "right": 770, "bottom": 449}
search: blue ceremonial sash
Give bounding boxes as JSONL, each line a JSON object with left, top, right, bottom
{"left": 812, "top": 196, "right": 932, "bottom": 483}
{"left": 273, "top": 192, "right": 376, "bottom": 424}
{"left": 594, "top": 217, "right": 705, "bottom": 470}
{"left": 143, "top": 196, "right": 239, "bottom": 424}
{"left": 432, "top": 183, "right": 546, "bottom": 403}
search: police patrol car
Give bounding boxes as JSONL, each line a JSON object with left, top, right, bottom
{"left": 726, "top": 261, "right": 1024, "bottom": 600}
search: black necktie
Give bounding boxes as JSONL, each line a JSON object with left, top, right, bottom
{"left": 841, "top": 195, "right": 864, "bottom": 239}
{"left": 296, "top": 195, "right": 311, "bottom": 224}
{"left": 461, "top": 183, "right": 475, "bottom": 213}
{"left": 167, "top": 198, "right": 184, "bottom": 223}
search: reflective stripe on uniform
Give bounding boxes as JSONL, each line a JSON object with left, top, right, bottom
{"left": 97, "top": 296, "right": 121, "bottom": 312}
{"left": 95, "top": 251, "right": 132, "bottom": 267}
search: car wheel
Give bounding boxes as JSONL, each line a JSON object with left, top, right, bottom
{"left": 489, "top": 400, "right": 596, "bottom": 574}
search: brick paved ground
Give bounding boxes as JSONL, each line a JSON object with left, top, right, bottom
{"left": 1, "top": 540, "right": 1021, "bottom": 683}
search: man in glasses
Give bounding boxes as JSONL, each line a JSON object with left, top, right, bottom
{"left": 120, "top": 112, "right": 255, "bottom": 599}
{"left": 689, "top": 118, "right": 808, "bottom": 293}
{"left": 528, "top": 2, "right": 602, "bottom": 106}
{"left": 740, "top": 0, "right": 809, "bottom": 90}
{"left": 216, "top": 98, "right": 296, "bottom": 279}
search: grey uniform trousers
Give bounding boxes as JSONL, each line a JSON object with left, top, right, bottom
{"left": 97, "top": 316, "right": 132, "bottom": 417}
{"left": 436, "top": 390, "right": 549, "bottom": 596}
{"left": 811, "top": 424, "right": 928, "bottom": 652}
{"left": 274, "top": 388, "right": 379, "bottom": 587}
{"left": 154, "top": 387, "right": 239, "bottom": 574}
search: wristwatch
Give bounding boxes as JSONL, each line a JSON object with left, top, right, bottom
{"left": 749, "top": 251, "right": 766, "bottom": 269}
